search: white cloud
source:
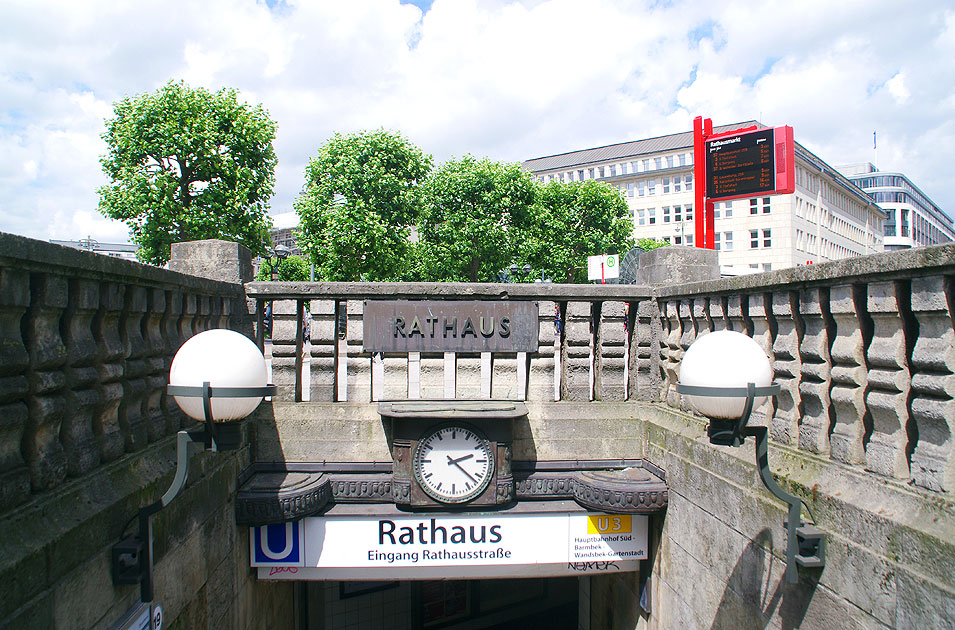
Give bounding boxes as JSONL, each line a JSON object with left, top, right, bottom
{"left": 1, "top": 0, "right": 954, "bottom": 246}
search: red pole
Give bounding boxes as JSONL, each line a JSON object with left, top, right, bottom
{"left": 693, "top": 117, "right": 705, "bottom": 247}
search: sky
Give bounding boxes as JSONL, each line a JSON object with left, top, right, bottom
{"left": 2, "top": 0, "right": 954, "bottom": 244}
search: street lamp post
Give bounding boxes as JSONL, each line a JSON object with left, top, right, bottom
{"left": 676, "top": 330, "right": 826, "bottom": 583}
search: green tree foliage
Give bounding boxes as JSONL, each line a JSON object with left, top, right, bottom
{"left": 295, "top": 129, "right": 432, "bottom": 281}
{"left": 97, "top": 80, "right": 277, "bottom": 265}
{"left": 256, "top": 254, "right": 310, "bottom": 282}
{"left": 636, "top": 237, "right": 670, "bottom": 251}
{"left": 523, "top": 180, "right": 634, "bottom": 283}
{"left": 415, "top": 157, "right": 537, "bottom": 282}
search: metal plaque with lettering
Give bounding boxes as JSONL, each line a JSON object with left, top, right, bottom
{"left": 363, "top": 301, "right": 539, "bottom": 354}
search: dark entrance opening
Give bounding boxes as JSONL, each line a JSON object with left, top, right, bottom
{"left": 302, "top": 576, "right": 579, "bottom": 629}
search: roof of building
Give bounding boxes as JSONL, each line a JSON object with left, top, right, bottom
{"left": 522, "top": 121, "right": 763, "bottom": 172}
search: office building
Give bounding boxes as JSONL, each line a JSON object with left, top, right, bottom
{"left": 836, "top": 163, "right": 954, "bottom": 250}
{"left": 523, "top": 122, "right": 885, "bottom": 275}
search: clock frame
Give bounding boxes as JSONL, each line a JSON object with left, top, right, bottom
{"left": 412, "top": 423, "right": 495, "bottom": 503}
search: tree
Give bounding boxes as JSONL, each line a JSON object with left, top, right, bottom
{"left": 523, "top": 180, "right": 634, "bottom": 283}
{"left": 295, "top": 129, "right": 432, "bottom": 281}
{"left": 255, "top": 254, "right": 310, "bottom": 282}
{"left": 97, "top": 80, "right": 277, "bottom": 265}
{"left": 636, "top": 237, "right": 670, "bottom": 251}
{"left": 415, "top": 157, "right": 537, "bottom": 282}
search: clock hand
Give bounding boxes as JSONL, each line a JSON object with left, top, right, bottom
{"left": 446, "top": 453, "right": 474, "bottom": 465}
{"left": 446, "top": 455, "right": 478, "bottom": 483}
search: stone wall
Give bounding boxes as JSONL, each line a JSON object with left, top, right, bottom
{"left": 0, "top": 234, "right": 292, "bottom": 629}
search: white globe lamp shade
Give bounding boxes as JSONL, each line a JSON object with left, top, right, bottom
{"left": 169, "top": 329, "right": 268, "bottom": 422}
{"left": 680, "top": 330, "right": 773, "bottom": 419}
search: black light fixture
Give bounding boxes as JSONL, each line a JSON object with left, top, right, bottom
{"left": 676, "top": 330, "right": 826, "bottom": 583}
{"left": 112, "top": 329, "right": 276, "bottom": 604}
{"left": 269, "top": 244, "right": 292, "bottom": 281}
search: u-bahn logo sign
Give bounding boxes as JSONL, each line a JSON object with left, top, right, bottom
{"left": 363, "top": 301, "right": 539, "bottom": 354}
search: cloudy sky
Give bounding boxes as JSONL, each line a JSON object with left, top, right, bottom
{"left": 2, "top": 0, "right": 953, "bottom": 243}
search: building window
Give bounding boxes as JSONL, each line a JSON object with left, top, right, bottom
{"left": 724, "top": 232, "right": 733, "bottom": 251}
{"left": 666, "top": 155, "right": 674, "bottom": 168}
{"left": 637, "top": 181, "right": 645, "bottom": 197}
{"left": 762, "top": 197, "right": 771, "bottom": 213}
{"left": 588, "top": 168, "right": 595, "bottom": 179}
{"left": 663, "top": 206, "right": 671, "bottom": 223}
{"left": 674, "top": 205, "right": 682, "bottom": 222}
{"left": 648, "top": 179, "right": 656, "bottom": 195}
{"left": 642, "top": 159, "right": 650, "bottom": 171}
{"left": 627, "top": 182, "right": 635, "bottom": 197}
{"left": 686, "top": 234, "right": 694, "bottom": 245}
{"left": 686, "top": 205, "right": 693, "bottom": 221}
{"left": 750, "top": 199, "right": 758, "bottom": 215}
{"left": 714, "top": 233, "right": 721, "bottom": 251}
{"left": 648, "top": 208, "right": 656, "bottom": 224}
{"left": 674, "top": 235, "right": 683, "bottom": 245}
{"left": 763, "top": 228, "right": 771, "bottom": 248}
{"left": 598, "top": 166, "right": 605, "bottom": 178}
{"left": 763, "top": 263, "right": 772, "bottom": 271}
{"left": 679, "top": 154, "right": 687, "bottom": 167}
{"left": 578, "top": 170, "right": 585, "bottom": 180}
{"left": 636, "top": 210, "right": 646, "bottom": 226}
{"left": 751, "top": 229, "right": 759, "bottom": 248}
{"left": 685, "top": 174, "right": 693, "bottom": 191}
{"left": 632, "top": 161, "right": 640, "bottom": 173}
{"left": 674, "top": 177, "right": 682, "bottom": 193}
{"left": 610, "top": 165, "right": 617, "bottom": 176}
{"left": 663, "top": 177, "right": 670, "bottom": 193}
{"left": 654, "top": 157, "right": 663, "bottom": 170}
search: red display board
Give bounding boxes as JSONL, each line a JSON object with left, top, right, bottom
{"left": 693, "top": 118, "right": 795, "bottom": 249}
{"left": 705, "top": 125, "right": 794, "bottom": 201}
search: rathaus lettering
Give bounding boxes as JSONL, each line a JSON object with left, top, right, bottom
{"left": 393, "top": 316, "right": 510, "bottom": 340}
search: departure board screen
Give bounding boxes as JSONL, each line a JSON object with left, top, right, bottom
{"left": 705, "top": 128, "right": 776, "bottom": 200}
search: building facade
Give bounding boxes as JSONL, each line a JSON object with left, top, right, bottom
{"left": 523, "top": 122, "right": 885, "bottom": 275}
{"left": 836, "top": 162, "right": 955, "bottom": 250}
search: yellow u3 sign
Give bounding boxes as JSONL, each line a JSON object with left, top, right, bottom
{"left": 587, "top": 514, "right": 632, "bottom": 534}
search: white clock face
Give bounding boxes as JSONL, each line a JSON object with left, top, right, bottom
{"left": 413, "top": 424, "right": 494, "bottom": 503}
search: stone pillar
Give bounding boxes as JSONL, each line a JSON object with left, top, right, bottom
{"left": 829, "top": 284, "right": 868, "bottom": 465}
{"left": 168, "top": 239, "right": 253, "bottom": 284}
{"left": 527, "top": 301, "right": 557, "bottom": 402}
{"left": 60, "top": 279, "right": 102, "bottom": 476}
{"left": 633, "top": 299, "right": 660, "bottom": 402}
{"left": 636, "top": 245, "right": 719, "bottom": 286}
{"left": 309, "top": 300, "right": 337, "bottom": 402}
{"left": 771, "top": 290, "right": 801, "bottom": 445}
{"left": 0, "top": 267, "right": 31, "bottom": 510}
{"left": 23, "top": 273, "right": 68, "bottom": 490}
{"left": 797, "top": 286, "right": 832, "bottom": 455}
{"left": 662, "top": 299, "right": 683, "bottom": 407}
{"left": 908, "top": 275, "right": 955, "bottom": 491}
{"left": 119, "top": 285, "right": 149, "bottom": 451}
{"left": 93, "top": 282, "right": 126, "bottom": 462}
{"left": 271, "top": 298, "right": 299, "bottom": 402}
{"left": 345, "top": 301, "right": 370, "bottom": 403}
{"left": 561, "top": 301, "right": 593, "bottom": 401}
{"left": 865, "top": 281, "right": 911, "bottom": 479}
{"left": 596, "top": 301, "right": 627, "bottom": 401}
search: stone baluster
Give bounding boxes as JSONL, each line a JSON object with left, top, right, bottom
{"left": 770, "top": 290, "right": 801, "bottom": 445}
{"left": 829, "top": 284, "right": 869, "bottom": 465}
{"left": 908, "top": 275, "right": 955, "bottom": 492}
{"left": 143, "top": 289, "right": 169, "bottom": 442}
{"left": 662, "top": 300, "right": 682, "bottom": 407}
{"left": 596, "top": 301, "right": 627, "bottom": 401}
{"left": 60, "top": 279, "right": 102, "bottom": 476}
{"left": 797, "top": 287, "right": 833, "bottom": 455}
{"left": 726, "top": 295, "right": 748, "bottom": 333}
{"left": 119, "top": 286, "right": 149, "bottom": 450}
{"left": 93, "top": 283, "right": 126, "bottom": 462}
{"left": 708, "top": 295, "right": 729, "bottom": 332}
{"left": 271, "top": 298, "right": 299, "bottom": 401}
{"left": 178, "top": 293, "right": 197, "bottom": 343}
{"left": 309, "top": 300, "right": 337, "bottom": 402}
{"left": 747, "top": 292, "right": 775, "bottom": 426}
{"left": 561, "top": 302, "right": 594, "bottom": 401}
{"left": 633, "top": 299, "right": 660, "bottom": 402}
{"left": 163, "top": 291, "right": 186, "bottom": 430}
{"left": 0, "top": 267, "right": 31, "bottom": 509}
{"left": 677, "top": 299, "right": 697, "bottom": 410}
{"left": 23, "top": 273, "right": 68, "bottom": 490}
{"left": 865, "top": 281, "right": 912, "bottom": 479}
{"left": 195, "top": 295, "right": 212, "bottom": 334}
{"left": 345, "top": 301, "right": 371, "bottom": 402}
{"left": 527, "top": 300, "right": 557, "bottom": 402}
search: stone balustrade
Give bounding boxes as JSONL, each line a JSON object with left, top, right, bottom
{"left": 248, "top": 242, "right": 955, "bottom": 494}
{"left": 0, "top": 233, "right": 249, "bottom": 512}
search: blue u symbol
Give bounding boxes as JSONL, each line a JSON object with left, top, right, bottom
{"left": 256, "top": 522, "right": 300, "bottom": 563}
